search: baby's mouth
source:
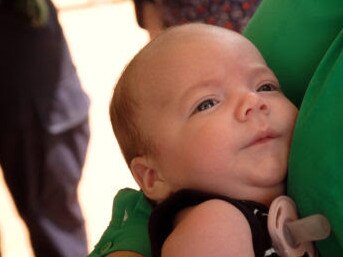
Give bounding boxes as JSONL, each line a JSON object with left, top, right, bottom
{"left": 245, "top": 130, "right": 279, "bottom": 148}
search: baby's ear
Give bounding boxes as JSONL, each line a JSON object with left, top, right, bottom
{"left": 130, "top": 156, "right": 171, "bottom": 203}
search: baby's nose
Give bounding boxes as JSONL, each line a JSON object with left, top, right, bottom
{"left": 235, "top": 92, "right": 270, "bottom": 122}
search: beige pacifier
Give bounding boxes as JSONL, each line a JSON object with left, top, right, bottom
{"left": 268, "top": 196, "right": 331, "bottom": 257}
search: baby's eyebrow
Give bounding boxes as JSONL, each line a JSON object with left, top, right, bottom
{"left": 174, "top": 79, "right": 222, "bottom": 114}
{"left": 248, "top": 65, "right": 275, "bottom": 80}
{"left": 183, "top": 79, "right": 221, "bottom": 98}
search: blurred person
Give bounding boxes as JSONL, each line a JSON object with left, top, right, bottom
{"left": 133, "top": 0, "right": 261, "bottom": 38}
{"left": 0, "top": 0, "right": 90, "bottom": 257}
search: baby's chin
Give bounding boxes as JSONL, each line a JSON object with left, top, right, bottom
{"left": 231, "top": 181, "right": 286, "bottom": 207}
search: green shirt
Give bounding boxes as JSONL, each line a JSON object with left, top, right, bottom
{"left": 88, "top": 188, "right": 152, "bottom": 257}
{"left": 244, "top": 1, "right": 343, "bottom": 256}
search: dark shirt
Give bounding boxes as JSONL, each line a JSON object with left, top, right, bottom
{"left": 149, "top": 189, "right": 279, "bottom": 257}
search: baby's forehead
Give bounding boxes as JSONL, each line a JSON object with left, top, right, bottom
{"left": 128, "top": 24, "right": 262, "bottom": 101}
{"left": 144, "top": 24, "right": 239, "bottom": 53}
{"left": 136, "top": 24, "right": 252, "bottom": 70}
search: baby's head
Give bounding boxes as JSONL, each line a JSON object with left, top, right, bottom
{"left": 110, "top": 24, "right": 298, "bottom": 206}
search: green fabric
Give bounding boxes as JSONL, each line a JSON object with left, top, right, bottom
{"left": 287, "top": 30, "right": 343, "bottom": 257}
{"left": 243, "top": 0, "right": 343, "bottom": 108}
{"left": 88, "top": 188, "right": 152, "bottom": 257}
{"left": 244, "top": 1, "right": 343, "bottom": 256}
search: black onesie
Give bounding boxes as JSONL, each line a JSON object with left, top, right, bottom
{"left": 149, "top": 189, "right": 279, "bottom": 257}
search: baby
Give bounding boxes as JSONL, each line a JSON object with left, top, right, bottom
{"left": 110, "top": 23, "right": 298, "bottom": 257}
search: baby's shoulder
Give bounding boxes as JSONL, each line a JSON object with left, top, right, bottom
{"left": 177, "top": 199, "right": 252, "bottom": 233}
{"left": 163, "top": 199, "right": 255, "bottom": 257}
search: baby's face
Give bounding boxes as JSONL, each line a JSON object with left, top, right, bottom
{"left": 133, "top": 26, "right": 298, "bottom": 205}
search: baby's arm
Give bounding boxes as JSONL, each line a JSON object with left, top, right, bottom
{"left": 106, "top": 252, "right": 145, "bottom": 257}
{"left": 162, "top": 199, "right": 255, "bottom": 257}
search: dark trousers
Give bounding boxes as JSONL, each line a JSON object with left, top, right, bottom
{"left": 0, "top": 108, "right": 89, "bottom": 257}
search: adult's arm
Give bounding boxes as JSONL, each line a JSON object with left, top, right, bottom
{"left": 106, "top": 251, "right": 145, "bottom": 257}
{"left": 133, "top": 0, "right": 163, "bottom": 38}
{"left": 140, "top": 1, "right": 164, "bottom": 39}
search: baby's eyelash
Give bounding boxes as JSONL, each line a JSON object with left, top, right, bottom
{"left": 193, "top": 98, "right": 219, "bottom": 114}
{"left": 257, "top": 83, "right": 280, "bottom": 92}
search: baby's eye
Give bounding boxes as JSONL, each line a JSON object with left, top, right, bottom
{"left": 257, "top": 83, "right": 279, "bottom": 92}
{"left": 194, "top": 99, "right": 219, "bottom": 113}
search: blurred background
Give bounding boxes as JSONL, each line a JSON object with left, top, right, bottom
{"left": 0, "top": 0, "right": 148, "bottom": 256}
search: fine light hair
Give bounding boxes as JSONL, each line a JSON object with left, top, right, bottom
{"left": 109, "top": 48, "right": 155, "bottom": 167}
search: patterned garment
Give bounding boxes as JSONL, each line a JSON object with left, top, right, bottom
{"left": 156, "top": 0, "right": 261, "bottom": 32}
{"left": 149, "top": 189, "right": 279, "bottom": 257}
